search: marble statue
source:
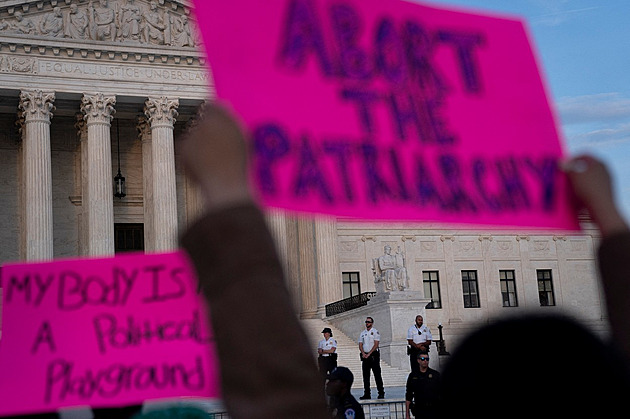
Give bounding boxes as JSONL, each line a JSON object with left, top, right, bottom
{"left": 372, "top": 245, "right": 409, "bottom": 291}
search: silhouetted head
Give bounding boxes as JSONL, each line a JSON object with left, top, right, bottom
{"left": 442, "top": 315, "right": 630, "bottom": 416}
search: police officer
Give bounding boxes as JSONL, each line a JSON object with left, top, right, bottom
{"left": 407, "top": 315, "right": 432, "bottom": 373}
{"left": 358, "top": 317, "right": 385, "bottom": 399}
{"left": 326, "top": 367, "right": 365, "bottom": 419}
{"left": 318, "top": 327, "right": 338, "bottom": 380}
{"left": 405, "top": 352, "right": 441, "bottom": 419}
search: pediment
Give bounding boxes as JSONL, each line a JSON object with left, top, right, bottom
{"left": 0, "top": 0, "right": 202, "bottom": 62}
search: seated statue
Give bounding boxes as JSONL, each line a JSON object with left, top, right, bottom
{"left": 372, "top": 245, "right": 409, "bottom": 291}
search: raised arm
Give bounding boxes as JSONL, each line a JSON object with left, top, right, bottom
{"left": 179, "top": 104, "right": 328, "bottom": 419}
{"left": 564, "top": 155, "right": 630, "bottom": 358}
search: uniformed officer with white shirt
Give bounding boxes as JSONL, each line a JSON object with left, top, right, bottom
{"left": 358, "top": 317, "right": 385, "bottom": 399}
{"left": 318, "top": 327, "right": 338, "bottom": 380}
{"left": 407, "top": 315, "right": 433, "bottom": 373}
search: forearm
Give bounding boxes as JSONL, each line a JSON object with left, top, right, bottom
{"left": 598, "top": 230, "right": 630, "bottom": 359}
{"left": 181, "top": 204, "right": 327, "bottom": 419}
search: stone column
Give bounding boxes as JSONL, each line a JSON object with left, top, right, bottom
{"left": 265, "top": 208, "right": 289, "bottom": 277}
{"left": 285, "top": 216, "right": 303, "bottom": 312}
{"left": 137, "top": 115, "right": 155, "bottom": 252}
{"left": 314, "top": 217, "right": 341, "bottom": 316}
{"left": 74, "top": 113, "right": 88, "bottom": 256}
{"left": 18, "top": 90, "right": 55, "bottom": 261}
{"left": 81, "top": 93, "right": 116, "bottom": 256}
{"left": 144, "top": 97, "right": 179, "bottom": 252}
{"left": 182, "top": 106, "right": 205, "bottom": 227}
{"left": 298, "top": 218, "right": 319, "bottom": 319}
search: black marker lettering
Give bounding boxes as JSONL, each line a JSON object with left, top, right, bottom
{"left": 112, "top": 266, "right": 139, "bottom": 306}
{"left": 330, "top": 3, "right": 372, "bottom": 79}
{"left": 403, "top": 20, "right": 449, "bottom": 97}
{"left": 5, "top": 274, "right": 31, "bottom": 304}
{"left": 359, "top": 142, "right": 395, "bottom": 203}
{"left": 439, "top": 154, "right": 477, "bottom": 212}
{"left": 340, "top": 87, "right": 380, "bottom": 135}
{"left": 253, "top": 123, "right": 291, "bottom": 195}
{"left": 33, "top": 273, "right": 55, "bottom": 307}
{"left": 473, "top": 158, "right": 502, "bottom": 211}
{"left": 496, "top": 158, "right": 530, "bottom": 210}
{"left": 323, "top": 140, "right": 356, "bottom": 201}
{"left": 294, "top": 136, "right": 334, "bottom": 203}
{"left": 437, "top": 30, "right": 485, "bottom": 94}
{"left": 44, "top": 357, "right": 206, "bottom": 403}
{"left": 280, "top": 0, "right": 334, "bottom": 75}
{"left": 143, "top": 265, "right": 186, "bottom": 303}
{"left": 414, "top": 154, "right": 445, "bottom": 208}
{"left": 525, "top": 156, "right": 558, "bottom": 211}
{"left": 375, "top": 17, "right": 407, "bottom": 84}
{"left": 58, "top": 271, "right": 83, "bottom": 311}
{"left": 31, "top": 320, "right": 56, "bottom": 354}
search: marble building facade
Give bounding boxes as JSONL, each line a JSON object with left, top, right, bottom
{"left": 0, "top": 0, "right": 609, "bottom": 357}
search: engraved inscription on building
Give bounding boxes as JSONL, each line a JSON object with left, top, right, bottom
{"left": 37, "top": 59, "right": 209, "bottom": 83}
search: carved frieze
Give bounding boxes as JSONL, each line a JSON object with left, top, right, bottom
{"left": 339, "top": 240, "right": 358, "bottom": 253}
{"left": 456, "top": 240, "right": 479, "bottom": 257}
{"left": 0, "top": 0, "right": 199, "bottom": 48}
{"left": 0, "top": 54, "right": 37, "bottom": 73}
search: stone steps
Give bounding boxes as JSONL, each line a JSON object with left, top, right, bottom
{"left": 301, "top": 318, "right": 410, "bottom": 390}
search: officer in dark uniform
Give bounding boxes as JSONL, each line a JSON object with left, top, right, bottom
{"left": 405, "top": 352, "right": 441, "bottom": 419}
{"left": 326, "top": 367, "right": 365, "bottom": 419}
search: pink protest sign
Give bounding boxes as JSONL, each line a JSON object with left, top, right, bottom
{"left": 0, "top": 252, "right": 219, "bottom": 416}
{"left": 192, "top": 0, "right": 578, "bottom": 229}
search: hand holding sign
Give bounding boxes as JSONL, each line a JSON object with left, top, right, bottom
{"left": 192, "top": 0, "right": 578, "bottom": 229}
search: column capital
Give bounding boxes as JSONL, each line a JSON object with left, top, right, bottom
{"left": 18, "top": 90, "right": 55, "bottom": 124}
{"left": 145, "top": 96, "right": 179, "bottom": 128}
{"left": 136, "top": 114, "right": 152, "bottom": 142}
{"left": 75, "top": 112, "right": 87, "bottom": 141}
{"left": 81, "top": 93, "right": 116, "bottom": 125}
{"left": 186, "top": 101, "right": 208, "bottom": 131}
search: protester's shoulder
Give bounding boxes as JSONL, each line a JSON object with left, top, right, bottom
{"left": 341, "top": 395, "right": 364, "bottom": 418}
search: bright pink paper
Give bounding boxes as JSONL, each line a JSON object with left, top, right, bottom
{"left": 0, "top": 252, "right": 219, "bottom": 416}
{"left": 192, "top": 0, "right": 577, "bottom": 230}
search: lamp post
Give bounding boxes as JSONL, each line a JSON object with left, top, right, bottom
{"left": 437, "top": 323, "right": 450, "bottom": 356}
{"left": 114, "top": 119, "right": 126, "bottom": 199}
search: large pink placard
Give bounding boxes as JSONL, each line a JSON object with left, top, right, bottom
{"left": 0, "top": 252, "right": 219, "bottom": 416}
{"left": 193, "top": 0, "right": 578, "bottom": 229}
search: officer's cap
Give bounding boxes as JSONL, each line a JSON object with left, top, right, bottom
{"left": 321, "top": 327, "right": 333, "bottom": 336}
{"left": 328, "top": 366, "right": 354, "bottom": 386}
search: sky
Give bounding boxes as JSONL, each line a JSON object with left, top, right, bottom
{"left": 423, "top": 0, "right": 630, "bottom": 220}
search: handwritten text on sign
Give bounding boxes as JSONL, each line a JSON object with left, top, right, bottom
{"left": 192, "top": 0, "right": 577, "bottom": 229}
{"left": 0, "top": 252, "right": 219, "bottom": 416}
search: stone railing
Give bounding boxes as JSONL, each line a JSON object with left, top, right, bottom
{"left": 325, "top": 292, "right": 376, "bottom": 317}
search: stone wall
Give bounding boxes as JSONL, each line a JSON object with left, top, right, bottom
{"left": 335, "top": 220, "right": 609, "bottom": 351}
